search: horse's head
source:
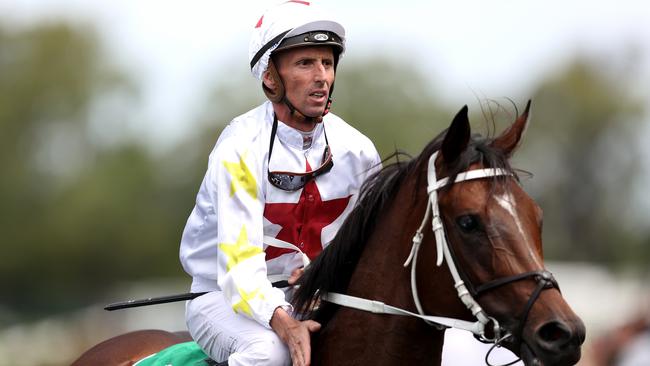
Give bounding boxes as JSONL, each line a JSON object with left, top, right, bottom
{"left": 421, "top": 102, "right": 585, "bottom": 365}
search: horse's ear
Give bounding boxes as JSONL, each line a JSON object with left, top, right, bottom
{"left": 441, "top": 105, "right": 471, "bottom": 164}
{"left": 491, "top": 100, "right": 532, "bottom": 157}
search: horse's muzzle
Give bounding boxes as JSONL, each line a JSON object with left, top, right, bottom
{"left": 523, "top": 317, "right": 586, "bottom": 366}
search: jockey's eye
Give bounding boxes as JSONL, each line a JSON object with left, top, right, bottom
{"left": 456, "top": 214, "right": 481, "bottom": 233}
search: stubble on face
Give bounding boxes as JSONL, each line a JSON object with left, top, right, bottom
{"left": 272, "top": 46, "right": 335, "bottom": 131}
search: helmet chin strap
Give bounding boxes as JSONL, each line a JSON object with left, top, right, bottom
{"left": 281, "top": 94, "right": 331, "bottom": 124}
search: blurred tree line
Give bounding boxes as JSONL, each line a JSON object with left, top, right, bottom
{"left": 0, "top": 21, "right": 648, "bottom": 326}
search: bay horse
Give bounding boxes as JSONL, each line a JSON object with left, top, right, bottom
{"left": 74, "top": 102, "right": 585, "bottom": 365}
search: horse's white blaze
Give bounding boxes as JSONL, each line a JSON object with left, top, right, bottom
{"left": 494, "top": 192, "right": 542, "bottom": 267}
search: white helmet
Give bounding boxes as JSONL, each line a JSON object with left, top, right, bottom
{"left": 249, "top": 1, "right": 346, "bottom": 80}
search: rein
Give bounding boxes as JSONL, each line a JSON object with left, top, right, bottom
{"left": 321, "top": 151, "right": 559, "bottom": 366}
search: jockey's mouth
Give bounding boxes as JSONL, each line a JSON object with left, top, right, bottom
{"left": 308, "top": 90, "right": 328, "bottom": 102}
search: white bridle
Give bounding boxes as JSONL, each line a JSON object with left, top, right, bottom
{"left": 321, "top": 151, "right": 512, "bottom": 342}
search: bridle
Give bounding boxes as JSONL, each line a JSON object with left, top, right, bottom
{"left": 321, "top": 151, "right": 560, "bottom": 365}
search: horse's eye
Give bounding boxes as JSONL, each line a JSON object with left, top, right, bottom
{"left": 456, "top": 214, "right": 481, "bottom": 233}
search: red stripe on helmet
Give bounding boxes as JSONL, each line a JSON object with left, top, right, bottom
{"left": 285, "top": 0, "right": 310, "bottom": 5}
{"left": 255, "top": 15, "right": 264, "bottom": 28}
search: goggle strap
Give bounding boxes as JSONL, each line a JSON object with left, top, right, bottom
{"left": 250, "top": 30, "right": 291, "bottom": 70}
{"left": 269, "top": 113, "right": 279, "bottom": 164}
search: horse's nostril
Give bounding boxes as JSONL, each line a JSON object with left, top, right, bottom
{"left": 528, "top": 320, "right": 585, "bottom": 366}
{"left": 537, "top": 321, "right": 572, "bottom": 348}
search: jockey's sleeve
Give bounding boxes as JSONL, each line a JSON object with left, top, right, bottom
{"left": 210, "top": 137, "right": 291, "bottom": 328}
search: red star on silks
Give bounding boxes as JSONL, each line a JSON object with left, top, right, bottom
{"left": 264, "top": 163, "right": 351, "bottom": 261}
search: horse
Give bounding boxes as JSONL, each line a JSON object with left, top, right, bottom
{"left": 73, "top": 102, "right": 585, "bottom": 366}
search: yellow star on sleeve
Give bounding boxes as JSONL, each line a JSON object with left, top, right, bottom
{"left": 219, "top": 225, "right": 263, "bottom": 271}
{"left": 232, "top": 287, "right": 265, "bottom": 317}
{"left": 223, "top": 151, "right": 257, "bottom": 199}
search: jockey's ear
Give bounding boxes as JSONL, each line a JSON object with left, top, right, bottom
{"left": 491, "top": 100, "right": 531, "bottom": 157}
{"left": 441, "top": 105, "right": 470, "bottom": 165}
{"left": 262, "top": 60, "right": 284, "bottom": 103}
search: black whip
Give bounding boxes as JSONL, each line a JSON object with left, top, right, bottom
{"left": 104, "top": 280, "right": 290, "bottom": 311}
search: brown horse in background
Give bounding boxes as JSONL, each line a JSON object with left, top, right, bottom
{"left": 74, "top": 102, "right": 585, "bottom": 365}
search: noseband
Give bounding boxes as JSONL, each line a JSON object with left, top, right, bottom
{"left": 322, "top": 151, "right": 559, "bottom": 365}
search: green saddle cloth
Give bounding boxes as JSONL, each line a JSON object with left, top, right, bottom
{"left": 134, "top": 341, "right": 211, "bottom": 366}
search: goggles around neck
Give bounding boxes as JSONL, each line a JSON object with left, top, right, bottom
{"left": 267, "top": 114, "right": 334, "bottom": 191}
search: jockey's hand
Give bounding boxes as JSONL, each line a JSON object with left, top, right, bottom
{"left": 288, "top": 267, "right": 304, "bottom": 286}
{"left": 270, "top": 306, "right": 321, "bottom": 366}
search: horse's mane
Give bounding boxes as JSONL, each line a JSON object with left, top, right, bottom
{"left": 291, "top": 126, "right": 518, "bottom": 321}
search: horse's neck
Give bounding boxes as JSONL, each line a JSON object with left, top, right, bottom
{"left": 315, "top": 183, "right": 447, "bottom": 365}
{"left": 315, "top": 310, "right": 445, "bottom": 365}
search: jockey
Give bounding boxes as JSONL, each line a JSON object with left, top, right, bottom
{"left": 179, "top": 2, "right": 381, "bottom": 366}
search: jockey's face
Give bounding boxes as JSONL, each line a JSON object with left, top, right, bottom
{"left": 273, "top": 46, "right": 335, "bottom": 122}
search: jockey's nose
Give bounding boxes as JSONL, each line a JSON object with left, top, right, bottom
{"left": 314, "top": 62, "right": 328, "bottom": 83}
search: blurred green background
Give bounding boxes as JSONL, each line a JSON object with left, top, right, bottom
{"left": 1, "top": 1, "right": 649, "bottom": 365}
